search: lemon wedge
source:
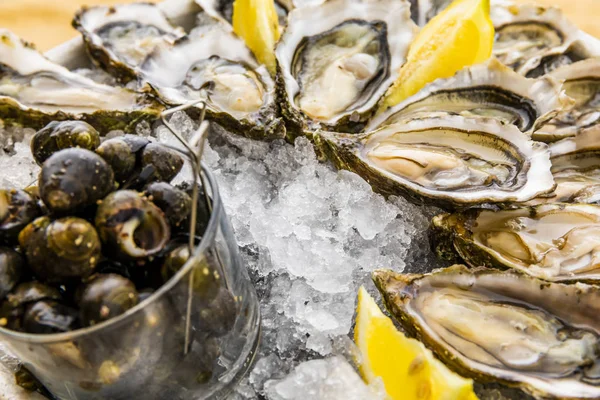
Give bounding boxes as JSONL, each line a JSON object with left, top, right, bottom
{"left": 232, "top": 0, "right": 280, "bottom": 74}
{"left": 354, "top": 287, "right": 478, "bottom": 400}
{"left": 379, "top": 0, "right": 494, "bottom": 110}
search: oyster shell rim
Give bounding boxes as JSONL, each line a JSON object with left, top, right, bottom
{"left": 373, "top": 264, "right": 600, "bottom": 399}
{"left": 431, "top": 203, "right": 600, "bottom": 283}
{"left": 0, "top": 29, "right": 164, "bottom": 133}
{"left": 365, "top": 58, "right": 573, "bottom": 134}
{"left": 533, "top": 57, "right": 600, "bottom": 142}
{"left": 72, "top": 2, "right": 187, "bottom": 82}
{"left": 138, "top": 19, "right": 286, "bottom": 140}
{"left": 315, "top": 115, "right": 555, "bottom": 209}
{"left": 274, "top": 0, "right": 417, "bottom": 133}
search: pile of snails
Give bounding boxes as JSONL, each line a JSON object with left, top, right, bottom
{"left": 0, "top": 120, "right": 232, "bottom": 335}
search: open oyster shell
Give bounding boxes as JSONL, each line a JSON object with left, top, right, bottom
{"left": 275, "top": 0, "right": 417, "bottom": 135}
{"left": 315, "top": 116, "right": 554, "bottom": 209}
{"left": 73, "top": 3, "right": 186, "bottom": 82}
{"left": 0, "top": 30, "right": 162, "bottom": 133}
{"left": 139, "top": 16, "right": 285, "bottom": 140}
{"left": 366, "top": 58, "right": 572, "bottom": 134}
{"left": 373, "top": 265, "right": 600, "bottom": 399}
{"left": 491, "top": 3, "right": 600, "bottom": 77}
{"left": 526, "top": 126, "right": 600, "bottom": 205}
{"left": 431, "top": 203, "right": 600, "bottom": 282}
{"left": 534, "top": 58, "right": 600, "bottom": 142}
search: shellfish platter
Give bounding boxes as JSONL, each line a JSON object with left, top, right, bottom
{"left": 1, "top": 0, "right": 600, "bottom": 398}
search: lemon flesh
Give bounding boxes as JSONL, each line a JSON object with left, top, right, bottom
{"left": 354, "top": 287, "right": 478, "bottom": 400}
{"left": 232, "top": 0, "right": 280, "bottom": 75}
{"left": 380, "top": 0, "right": 494, "bottom": 110}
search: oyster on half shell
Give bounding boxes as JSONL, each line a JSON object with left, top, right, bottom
{"left": 315, "top": 116, "right": 554, "bottom": 209}
{"left": 528, "top": 126, "right": 600, "bottom": 205}
{"left": 73, "top": 3, "right": 186, "bottom": 82}
{"left": 0, "top": 30, "right": 162, "bottom": 133}
{"left": 431, "top": 203, "right": 600, "bottom": 282}
{"left": 139, "top": 16, "right": 284, "bottom": 140}
{"left": 374, "top": 265, "right": 600, "bottom": 399}
{"left": 491, "top": 3, "right": 600, "bottom": 77}
{"left": 534, "top": 58, "right": 600, "bottom": 142}
{"left": 366, "top": 58, "right": 571, "bottom": 134}
{"left": 275, "top": 0, "right": 417, "bottom": 135}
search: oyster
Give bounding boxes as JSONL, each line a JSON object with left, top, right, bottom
{"left": 527, "top": 126, "right": 600, "bottom": 204}
{"left": 275, "top": 0, "right": 417, "bottom": 135}
{"left": 431, "top": 203, "right": 600, "bottom": 282}
{"left": 491, "top": 3, "right": 600, "bottom": 77}
{"left": 139, "top": 16, "right": 284, "bottom": 140}
{"left": 534, "top": 58, "right": 600, "bottom": 142}
{"left": 73, "top": 3, "right": 186, "bottom": 81}
{"left": 46, "top": 0, "right": 202, "bottom": 70}
{"left": 366, "top": 58, "right": 571, "bottom": 134}
{"left": 373, "top": 265, "right": 600, "bottom": 399}
{"left": 0, "top": 30, "right": 162, "bottom": 132}
{"left": 315, "top": 116, "right": 554, "bottom": 209}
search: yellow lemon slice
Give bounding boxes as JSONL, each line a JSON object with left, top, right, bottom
{"left": 379, "top": 0, "right": 494, "bottom": 111}
{"left": 232, "top": 0, "right": 280, "bottom": 74}
{"left": 354, "top": 287, "right": 478, "bottom": 400}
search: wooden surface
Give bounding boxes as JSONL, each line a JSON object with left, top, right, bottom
{"left": 0, "top": 0, "right": 598, "bottom": 51}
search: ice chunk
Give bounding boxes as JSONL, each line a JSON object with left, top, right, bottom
{"left": 0, "top": 126, "right": 39, "bottom": 189}
{"left": 264, "top": 356, "right": 385, "bottom": 400}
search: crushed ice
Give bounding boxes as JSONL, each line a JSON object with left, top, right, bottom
{"left": 0, "top": 112, "right": 445, "bottom": 399}
{"left": 162, "top": 112, "right": 444, "bottom": 398}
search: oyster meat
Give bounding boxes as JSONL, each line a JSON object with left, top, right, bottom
{"left": 0, "top": 30, "right": 162, "bottom": 132}
{"left": 315, "top": 116, "right": 554, "bottom": 209}
{"left": 432, "top": 203, "right": 600, "bottom": 282}
{"left": 374, "top": 265, "right": 600, "bottom": 399}
{"left": 366, "top": 58, "right": 571, "bottom": 134}
{"left": 275, "top": 0, "right": 417, "bottom": 134}
{"left": 73, "top": 3, "right": 186, "bottom": 81}
{"left": 491, "top": 3, "right": 600, "bottom": 77}
{"left": 139, "top": 16, "right": 284, "bottom": 140}
{"left": 535, "top": 58, "right": 600, "bottom": 142}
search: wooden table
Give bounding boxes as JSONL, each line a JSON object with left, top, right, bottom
{"left": 0, "top": 0, "right": 598, "bottom": 52}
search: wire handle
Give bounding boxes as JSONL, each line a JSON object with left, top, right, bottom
{"left": 160, "top": 100, "right": 212, "bottom": 355}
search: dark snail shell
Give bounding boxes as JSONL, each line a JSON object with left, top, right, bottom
{"left": 39, "top": 148, "right": 115, "bottom": 214}
{"left": 0, "top": 282, "right": 62, "bottom": 331}
{"left": 95, "top": 190, "right": 170, "bottom": 261}
{"left": 140, "top": 143, "right": 184, "bottom": 183}
{"left": 0, "top": 247, "right": 24, "bottom": 298}
{"left": 6, "top": 282, "right": 62, "bottom": 307}
{"left": 79, "top": 273, "right": 139, "bottom": 327}
{"left": 176, "top": 181, "right": 211, "bottom": 235}
{"left": 161, "top": 245, "right": 220, "bottom": 302}
{"left": 22, "top": 300, "right": 79, "bottom": 334}
{"left": 95, "top": 135, "right": 150, "bottom": 184}
{"left": 19, "top": 216, "right": 101, "bottom": 283}
{"left": 0, "top": 189, "right": 40, "bottom": 243}
{"left": 144, "top": 182, "right": 192, "bottom": 228}
{"left": 31, "top": 121, "right": 101, "bottom": 165}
